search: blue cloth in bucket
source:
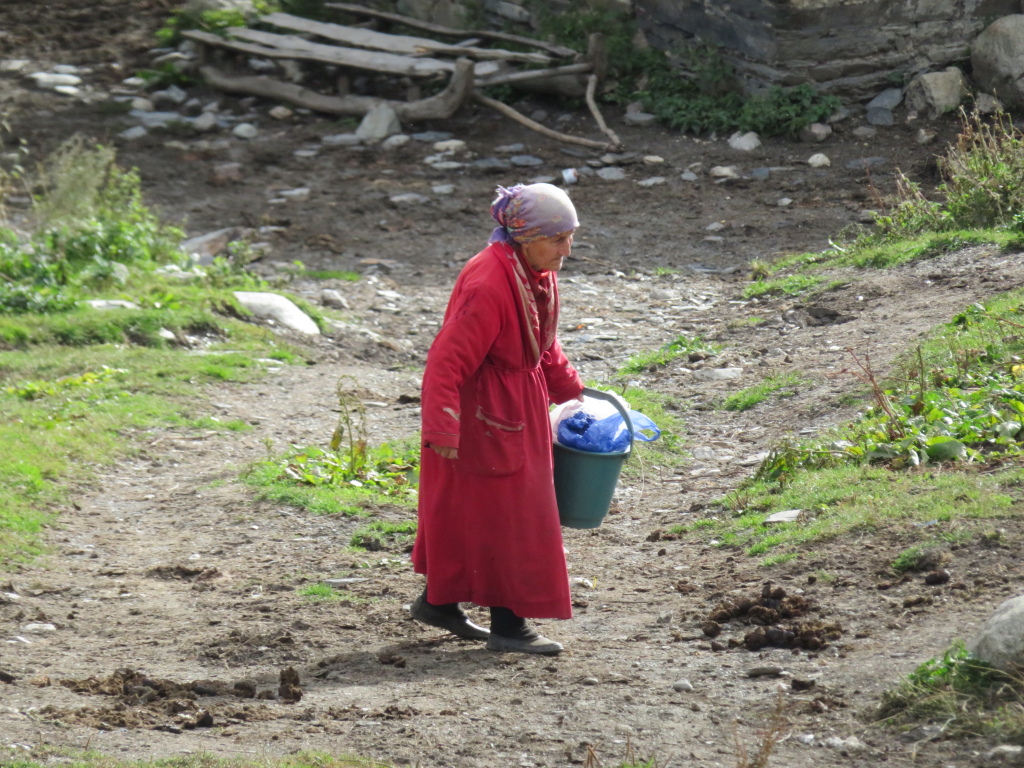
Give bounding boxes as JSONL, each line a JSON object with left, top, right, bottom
{"left": 557, "top": 409, "right": 660, "bottom": 454}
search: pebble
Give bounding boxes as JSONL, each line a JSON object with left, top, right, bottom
{"left": 807, "top": 153, "right": 830, "bottom": 167}
{"left": 691, "top": 447, "right": 715, "bottom": 460}
{"left": 510, "top": 155, "right": 544, "bottom": 167}
{"left": 728, "top": 131, "right": 761, "bottom": 151}
{"left": 152, "top": 85, "right": 187, "bottom": 105}
{"left": 852, "top": 125, "right": 877, "bottom": 139}
{"left": 280, "top": 187, "right": 310, "bottom": 201}
{"left": 777, "top": 197, "right": 793, "bottom": 207}
{"left": 799, "top": 122, "right": 832, "bottom": 142}
{"left": 672, "top": 679, "right": 694, "bottom": 692}
{"left": 54, "top": 86, "right": 80, "bottom": 97}
{"left": 429, "top": 161, "right": 464, "bottom": 171}
{"left": 22, "top": 623, "right": 57, "bottom": 633}
{"left": 433, "top": 139, "right": 466, "bottom": 153}
{"left": 411, "top": 131, "right": 452, "bottom": 142}
{"left": 390, "top": 193, "right": 429, "bottom": 205}
{"left": 233, "top": 123, "right": 258, "bottom": 139}
{"left": 680, "top": 171, "right": 699, "bottom": 182}
{"left": 119, "top": 126, "right": 148, "bottom": 140}
{"left": 432, "top": 184, "right": 455, "bottom": 195}
{"left": 131, "top": 97, "right": 155, "bottom": 112}
{"left": 0, "top": 60, "right": 30, "bottom": 73}
{"left": 796, "top": 734, "right": 815, "bottom": 745}
{"left": 636, "top": 176, "right": 665, "bottom": 187}
{"left": 765, "top": 509, "right": 803, "bottom": 523}
{"left": 705, "top": 222, "right": 725, "bottom": 232}
{"left": 581, "top": 677, "right": 600, "bottom": 686}
{"left": 824, "top": 736, "right": 868, "bottom": 752}
{"left": 381, "top": 134, "right": 410, "bottom": 150}
{"left": 692, "top": 367, "right": 743, "bottom": 381}
{"left": 320, "top": 289, "right": 349, "bottom": 310}
{"left": 596, "top": 167, "right": 625, "bottom": 181}
{"left": 561, "top": 168, "right": 579, "bottom": 185}
{"left": 293, "top": 149, "right": 318, "bottom": 158}
{"left": 322, "top": 133, "right": 361, "bottom": 147}
{"left": 29, "top": 72, "right": 82, "bottom": 89}
{"left": 269, "top": 105, "right": 293, "bottom": 120}
{"left": 193, "top": 112, "right": 217, "bottom": 132}
{"left": 643, "top": 155, "right": 664, "bottom": 164}
{"left": 709, "top": 165, "right": 739, "bottom": 178}
{"left": 746, "top": 665, "right": 784, "bottom": 678}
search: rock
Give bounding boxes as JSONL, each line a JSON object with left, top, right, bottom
{"left": 867, "top": 87, "right": 904, "bottom": 111}
{"left": 211, "top": 162, "right": 243, "bottom": 185}
{"left": 637, "top": 176, "right": 666, "bottom": 187}
{"left": 81, "top": 300, "right": 140, "bottom": 310}
{"left": 320, "top": 289, "right": 350, "bottom": 310}
{"left": 824, "top": 736, "right": 868, "bottom": 752}
{"left": 119, "top": 126, "right": 148, "bottom": 140}
{"left": 581, "top": 676, "right": 599, "bottom": 686}
{"left": 131, "top": 97, "right": 155, "bottom": 112}
{"left": 323, "top": 133, "right": 362, "bottom": 147}
{"left": 764, "top": 509, "right": 803, "bottom": 524}
{"left": 643, "top": 155, "right": 665, "bottom": 164}
{"left": 136, "top": 111, "right": 189, "bottom": 129}
{"left": 22, "top": 623, "right": 57, "bottom": 633}
{"left": 381, "top": 134, "right": 410, "bottom": 150}
{"left": 672, "top": 679, "right": 694, "bottom": 692}
{"left": 433, "top": 139, "right": 466, "bottom": 152}
{"left": 233, "top": 292, "right": 320, "bottom": 335}
{"left": 709, "top": 165, "right": 739, "bottom": 179}
{"left": 390, "top": 193, "right": 429, "bottom": 204}
{"left": 778, "top": 198, "right": 793, "bottom": 207}
{"left": 623, "top": 111, "right": 657, "bottom": 126}
{"left": 233, "top": 122, "right": 258, "bottom": 139}
{"left": 181, "top": 227, "right": 244, "bottom": 264}
{"left": 728, "top": 131, "right": 762, "bottom": 151}
{"left": 411, "top": 131, "right": 452, "bottom": 142}
{"left": 356, "top": 103, "right": 401, "bottom": 143}
{"left": 705, "top": 222, "right": 725, "bottom": 232}
{"left": 151, "top": 85, "right": 188, "bottom": 106}
{"left": 680, "top": 171, "right": 699, "bottom": 182}
{"left": 158, "top": 328, "right": 177, "bottom": 341}
{"left": 692, "top": 367, "right": 743, "bottom": 381}
{"left": 597, "top": 167, "right": 626, "bottom": 181}
{"left": 193, "top": 112, "right": 217, "bottom": 132}
{"left": 691, "top": 447, "right": 715, "bottom": 460}
{"left": 510, "top": 155, "right": 544, "bottom": 167}
{"left": 799, "top": 122, "right": 832, "bottom": 142}
{"left": 746, "top": 665, "right": 784, "bottom": 678}
{"left": 924, "top": 569, "right": 951, "bottom": 585}
{"left": 985, "top": 745, "right": 1024, "bottom": 764}
{"left": 750, "top": 167, "right": 771, "bottom": 179}
{"left": 432, "top": 184, "right": 455, "bottom": 195}
{"left": 866, "top": 107, "right": 894, "bottom": 126}
{"left": 28, "top": 72, "right": 82, "bottom": 89}
{"left": 976, "top": 92, "right": 1002, "bottom": 114}
{"left": 968, "top": 594, "right": 1024, "bottom": 671}
{"left": 561, "top": 168, "right": 579, "bottom": 185}
{"left": 905, "top": 67, "right": 969, "bottom": 118}
{"left": 0, "top": 60, "right": 30, "bottom": 73}
{"left": 807, "top": 153, "right": 830, "bottom": 167}
{"left": 280, "top": 187, "right": 311, "bottom": 201}
{"left": 269, "top": 105, "right": 293, "bottom": 120}
{"left": 852, "top": 126, "right": 877, "bottom": 139}
{"left": 973, "top": 16, "right": 1024, "bottom": 111}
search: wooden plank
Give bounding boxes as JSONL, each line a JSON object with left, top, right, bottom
{"left": 324, "top": 1, "right": 578, "bottom": 58}
{"left": 183, "top": 29, "right": 502, "bottom": 79}
{"left": 260, "top": 12, "right": 552, "bottom": 65}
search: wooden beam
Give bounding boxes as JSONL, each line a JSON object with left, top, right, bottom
{"left": 324, "top": 1, "right": 577, "bottom": 58}
{"left": 197, "top": 57, "right": 474, "bottom": 120}
{"left": 260, "top": 12, "right": 552, "bottom": 65}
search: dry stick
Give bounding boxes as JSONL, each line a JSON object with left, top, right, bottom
{"left": 473, "top": 92, "right": 617, "bottom": 151}
{"left": 585, "top": 74, "right": 621, "bottom": 149}
{"left": 475, "top": 62, "right": 593, "bottom": 88}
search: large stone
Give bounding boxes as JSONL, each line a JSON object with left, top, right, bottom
{"left": 905, "top": 67, "right": 969, "bottom": 117}
{"left": 968, "top": 594, "right": 1024, "bottom": 671}
{"left": 356, "top": 103, "right": 401, "bottom": 143}
{"left": 973, "top": 15, "right": 1024, "bottom": 110}
{"left": 233, "top": 292, "right": 320, "bottom": 335}
{"left": 181, "top": 227, "right": 244, "bottom": 265}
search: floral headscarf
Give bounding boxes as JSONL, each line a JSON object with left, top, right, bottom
{"left": 488, "top": 183, "right": 579, "bottom": 245}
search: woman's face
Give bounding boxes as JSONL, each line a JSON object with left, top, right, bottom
{"left": 521, "top": 231, "right": 575, "bottom": 272}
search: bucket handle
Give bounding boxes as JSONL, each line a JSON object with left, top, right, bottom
{"left": 580, "top": 387, "right": 634, "bottom": 457}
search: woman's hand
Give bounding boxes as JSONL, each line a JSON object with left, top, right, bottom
{"left": 429, "top": 443, "right": 458, "bottom": 460}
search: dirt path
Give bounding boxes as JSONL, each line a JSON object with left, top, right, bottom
{"left": 4, "top": 247, "right": 1024, "bottom": 767}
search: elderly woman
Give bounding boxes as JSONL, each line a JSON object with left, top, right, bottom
{"left": 409, "top": 183, "right": 584, "bottom": 655}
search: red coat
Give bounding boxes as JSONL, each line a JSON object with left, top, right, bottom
{"left": 411, "top": 242, "right": 583, "bottom": 619}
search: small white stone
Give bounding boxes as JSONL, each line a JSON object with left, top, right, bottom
{"left": 637, "top": 176, "right": 666, "bottom": 187}
{"left": 643, "top": 155, "right": 665, "bottom": 164}
{"left": 597, "top": 167, "right": 626, "bottom": 181}
{"left": 777, "top": 197, "right": 793, "bottom": 207}
{"left": 193, "top": 112, "right": 217, "bottom": 132}
{"left": 672, "top": 679, "right": 694, "bottom": 692}
{"left": 131, "top": 97, "right": 155, "bottom": 112}
{"left": 22, "top": 623, "right": 57, "bottom": 634}
{"left": 279, "top": 187, "right": 311, "bottom": 200}
{"left": 433, "top": 139, "right": 466, "bottom": 152}
{"left": 709, "top": 165, "right": 739, "bottom": 178}
{"left": 381, "top": 134, "right": 411, "bottom": 150}
{"left": 807, "top": 153, "right": 830, "bottom": 167}
{"left": 233, "top": 123, "right": 258, "bottom": 139}
{"left": 119, "top": 126, "right": 148, "bottom": 140}
{"left": 432, "top": 184, "right": 455, "bottom": 195}
{"left": 728, "top": 131, "right": 761, "bottom": 151}
{"left": 269, "top": 105, "right": 293, "bottom": 120}
{"left": 54, "top": 86, "right": 80, "bottom": 97}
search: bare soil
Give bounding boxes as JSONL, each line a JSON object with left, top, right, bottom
{"left": 3, "top": 4, "right": 1024, "bottom": 767}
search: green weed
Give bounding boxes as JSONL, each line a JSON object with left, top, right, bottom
{"left": 742, "top": 274, "right": 821, "bottom": 299}
{"left": 299, "top": 582, "right": 338, "bottom": 600}
{"left": 349, "top": 519, "right": 417, "bottom": 552}
{"left": 721, "top": 372, "right": 803, "bottom": 412}
{"left": 618, "top": 335, "right": 720, "bottom": 374}
{"left": 304, "top": 270, "right": 361, "bottom": 282}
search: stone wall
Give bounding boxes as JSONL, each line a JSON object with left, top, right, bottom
{"left": 634, "top": 0, "right": 1020, "bottom": 95}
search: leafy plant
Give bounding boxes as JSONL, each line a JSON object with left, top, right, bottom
{"left": 619, "top": 335, "right": 720, "bottom": 374}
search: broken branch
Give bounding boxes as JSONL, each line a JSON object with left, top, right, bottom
{"left": 472, "top": 92, "right": 619, "bottom": 151}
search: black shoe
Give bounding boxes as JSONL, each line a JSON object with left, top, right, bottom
{"left": 486, "top": 630, "right": 563, "bottom": 655}
{"left": 410, "top": 594, "right": 489, "bottom": 640}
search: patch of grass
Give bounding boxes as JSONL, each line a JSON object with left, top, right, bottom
{"left": 298, "top": 582, "right": 338, "bottom": 600}
{"left": 349, "top": 519, "right": 417, "bottom": 552}
{"left": 760, "top": 552, "right": 799, "bottom": 567}
{"left": 304, "top": 269, "right": 360, "bottom": 282}
{"left": 720, "top": 372, "right": 803, "bottom": 412}
{"left": 742, "top": 274, "right": 822, "bottom": 299}
{"left": 876, "top": 642, "right": 1024, "bottom": 742}
{"left": 618, "top": 335, "right": 720, "bottom": 374}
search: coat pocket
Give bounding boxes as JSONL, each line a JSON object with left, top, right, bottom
{"left": 457, "top": 405, "right": 525, "bottom": 476}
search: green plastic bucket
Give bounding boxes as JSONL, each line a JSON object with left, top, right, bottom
{"left": 553, "top": 388, "right": 633, "bottom": 529}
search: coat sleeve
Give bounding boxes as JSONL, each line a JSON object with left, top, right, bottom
{"left": 421, "top": 281, "right": 504, "bottom": 450}
{"left": 541, "top": 336, "right": 584, "bottom": 405}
